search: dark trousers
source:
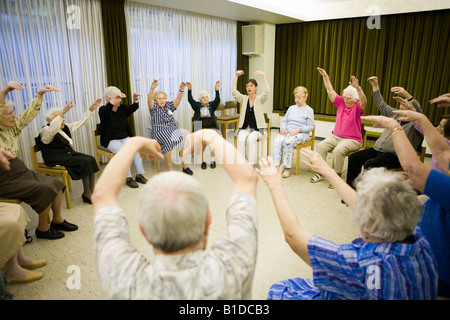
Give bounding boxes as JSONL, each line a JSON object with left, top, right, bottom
{"left": 346, "top": 148, "right": 401, "bottom": 189}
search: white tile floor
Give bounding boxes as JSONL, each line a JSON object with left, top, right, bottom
{"left": 5, "top": 130, "right": 430, "bottom": 300}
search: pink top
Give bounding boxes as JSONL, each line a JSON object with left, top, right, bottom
{"left": 332, "top": 95, "right": 365, "bottom": 144}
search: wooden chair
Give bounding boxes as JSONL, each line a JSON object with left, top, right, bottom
{"left": 331, "top": 126, "right": 368, "bottom": 169}
{"left": 234, "top": 113, "right": 271, "bottom": 160}
{"left": 216, "top": 101, "right": 240, "bottom": 142}
{"left": 0, "top": 198, "right": 51, "bottom": 223}
{"left": 31, "top": 145, "right": 72, "bottom": 209}
{"left": 294, "top": 126, "right": 315, "bottom": 175}
{"left": 93, "top": 124, "right": 115, "bottom": 176}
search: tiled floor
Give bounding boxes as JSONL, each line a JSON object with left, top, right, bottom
{"left": 5, "top": 131, "right": 430, "bottom": 300}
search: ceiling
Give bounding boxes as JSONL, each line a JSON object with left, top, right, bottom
{"left": 130, "top": 0, "right": 450, "bottom": 24}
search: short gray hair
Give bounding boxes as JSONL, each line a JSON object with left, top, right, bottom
{"left": 0, "top": 100, "right": 13, "bottom": 117}
{"left": 342, "top": 85, "right": 359, "bottom": 101}
{"left": 198, "top": 90, "right": 209, "bottom": 100}
{"left": 44, "top": 108, "right": 61, "bottom": 123}
{"left": 104, "top": 86, "right": 121, "bottom": 101}
{"left": 352, "top": 167, "right": 421, "bottom": 242}
{"left": 138, "top": 171, "right": 209, "bottom": 253}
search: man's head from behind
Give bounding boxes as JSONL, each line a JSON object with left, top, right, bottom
{"left": 138, "top": 171, "right": 210, "bottom": 254}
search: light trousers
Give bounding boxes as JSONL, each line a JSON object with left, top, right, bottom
{"left": 273, "top": 133, "right": 308, "bottom": 169}
{"left": 317, "top": 133, "right": 362, "bottom": 174}
{"left": 107, "top": 137, "right": 145, "bottom": 178}
{"left": 237, "top": 129, "right": 263, "bottom": 165}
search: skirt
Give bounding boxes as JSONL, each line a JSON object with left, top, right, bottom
{"left": 0, "top": 203, "right": 30, "bottom": 267}
{"left": 152, "top": 125, "right": 185, "bottom": 154}
{"left": 44, "top": 151, "right": 99, "bottom": 180}
{"left": 0, "top": 158, "right": 66, "bottom": 213}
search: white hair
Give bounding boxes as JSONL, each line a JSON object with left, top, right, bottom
{"left": 198, "top": 90, "right": 210, "bottom": 100}
{"left": 342, "top": 85, "right": 359, "bottom": 101}
{"left": 0, "top": 100, "right": 14, "bottom": 117}
{"left": 104, "top": 86, "right": 121, "bottom": 102}
{"left": 44, "top": 108, "right": 61, "bottom": 122}
{"left": 352, "top": 167, "right": 421, "bottom": 242}
{"left": 138, "top": 171, "right": 209, "bottom": 253}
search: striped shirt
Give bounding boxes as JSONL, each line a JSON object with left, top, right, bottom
{"left": 150, "top": 101, "right": 184, "bottom": 154}
{"left": 268, "top": 230, "right": 438, "bottom": 300}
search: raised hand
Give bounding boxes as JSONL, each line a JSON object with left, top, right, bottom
{"left": 236, "top": 70, "right": 245, "bottom": 77}
{"left": 37, "top": 85, "right": 60, "bottom": 97}
{"left": 391, "top": 86, "right": 411, "bottom": 99}
{"left": 393, "top": 96, "right": 416, "bottom": 111}
{"left": 317, "top": 67, "right": 328, "bottom": 78}
{"left": 361, "top": 115, "right": 400, "bottom": 131}
{"left": 430, "top": 93, "right": 450, "bottom": 108}
{"left": 89, "top": 98, "right": 102, "bottom": 112}
{"left": 214, "top": 81, "right": 221, "bottom": 91}
{"left": 186, "top": 82, "right": 192, "bottom": 90}
{"left": 63, "top": 99, "right": 75, "bottom": 113}
{"left": 349, "top": 76, "right": 360, "bottom": 88}
{"left": 133, "top": 92, "right": 141, "bottom": 101}
{"left": 255, "top": 157, "right": 283, "bottom": 188}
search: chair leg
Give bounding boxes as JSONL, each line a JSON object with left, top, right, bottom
{"left": 63, "top": 174, "right": 71, "bottom": 209}
{"left": 157, "top": 159, "right": 160, "bottom": 172}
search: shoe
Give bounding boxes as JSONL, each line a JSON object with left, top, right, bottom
{"left": 182, "top": 167, "right": 193, "bottom": 175}
{"left": 210, "top": 161, "right": 216, "bottom": 169}
{"left": 35, "top": 227, "right": 65, "bottom": 240}
{"left": 7, "top": 270, "right": 43, "bottom": 284}
{"left": 82, "top": 194, "right": 92, "bottom": 204}
{"left": 282, "top": 169, "right": 291, "bottom": 178}
{"left": 51, "top": 220, "right": 78, "bottom": 232}
{"left": 328, "top": 183, "right": 334, "bottom": 189}
{"left": 201, "top": 162, "right": 207, "bottom": 170}
{"left": 310, "top": 173, "right": 324, "bottom": 183}
{"left": 126, "top": 178, "right": 139, "bottom": 188}
{"left": 19, "top": 259, "right": 47, "bottom": 270}
{"left": 341, "top": 199, "right": 348, "bottom": 207}
{"left": 135, "top": 175, "right": 148, "bottom": 184}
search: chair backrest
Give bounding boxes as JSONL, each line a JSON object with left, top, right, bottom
{"left": 224, "top": 101, "right": 239, "bottom": 114}
{"left": 361, "top": 126, "right": 367, "bottom": 148}
{"left": 30, "top": 145, "right": 40, "bottom": 169}
{"left": 310, "top": 125, "right": 315, "bottom": 140}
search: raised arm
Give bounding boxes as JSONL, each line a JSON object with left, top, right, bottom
{"left": 147, "top": 80, "right": 158, "bottom": 111}
{"left": 256, "top": 157, "right": 313, "bottom": 265}
{"left": 183, "top": 129, "right": 258, "bottom": 198}
{"left": 394, "top": 108, "right": 450, "bottom": 174}
{"left": 92, "top": 137, "right": 164, "bottom": 211}
{"left": 0, "top": 81, "right": 24, "bottom": 104}
{"left": 350, "top": 76, "right": 366, "bottom": 111}
{"left": 172, "top": 82, "right": 186, "bottom": 108}
{"left": 317, "top": 67, "right": 337, "bottom": 103}
{"left": 361, "top": 115, "right": 431, "bottom": 192}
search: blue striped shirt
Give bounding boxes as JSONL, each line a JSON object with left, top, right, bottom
{"left": 268, "top": 230, "right": 438, "bottom": 300}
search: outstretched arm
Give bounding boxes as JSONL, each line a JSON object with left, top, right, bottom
{"left": 350, "top": 76, "right": 366, "bottom": 111}
{"left": 147, "top": 80, "right": 158, "bottom": 111}
{"left": 92, "top": 137, "right": 164, "bottom": 211}
{"left": 172, "top": 82, "right": 186, "bottom": 108}
{"left": 317, "top": 67, "right": 337, "bottom": 103}
{"left": 256, "top": 157, "right": 313, "bottom": 265}
{"left": 0, "top": 81, "right": 24, "bottom": 104}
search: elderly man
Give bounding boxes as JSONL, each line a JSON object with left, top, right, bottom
{"left": 92, "top": 129, "right": 259, "bottom": 299}
{"left": 310, "top": 67, "right": 366, "bottom": 187}
{"left": 345, "top": 77, "right": 424, "bottom": 189}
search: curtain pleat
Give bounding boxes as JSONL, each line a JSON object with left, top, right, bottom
{"left": 273, "top": 10, "right": 450, "bottom": 124}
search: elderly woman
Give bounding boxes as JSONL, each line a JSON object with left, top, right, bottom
{"left": 187, "top": 80, "right": 222, "bottom": 169}
{"left": 363, "top": 108, "right": 449, "bottom": 298}
{"left": 0, "top": 81, "right": 78, "bottom": 240}
{"left": 232, "top": 70, "right": 270, "bottom": 165}
{"left": 147, "top": 80, "right": 192, "bottom": 174}
{"left": 98, "top": 86, "right": 147, "bottom": 188}
{"left": 256, "top": 154, "right": 438, "bottom": 300}
{"left": 0, "top": 150, "right": 45, "bottom": 287}
{"left": 274, "top": 86, "right": 314, "bottom": 178}
{"left": 311, "top": 68, "right": 366, "bottom": 187}
{"left": 36, "top": 98, "right": 101, "bottom": 203}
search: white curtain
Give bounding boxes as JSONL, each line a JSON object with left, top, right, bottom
{"left": 0, "top": 0, "right": 106, "bottom": 168}
{"left": 125, "top": 1, "right": 237, "bottom": 137}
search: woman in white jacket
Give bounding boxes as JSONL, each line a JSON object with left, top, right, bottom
{"left": 232, "top": 70, "right": 270, "bottom": 165}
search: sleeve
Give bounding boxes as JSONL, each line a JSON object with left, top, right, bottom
{"left": 40, "top": 117, "right": 63, "bottom": 144}
{"left": 66, "top": 110, "right": 94, "bottom": 133}
{"left": 259, "top": 86, "right": 271, "bottom": 105}
{"left": 231, "top": 87, "right": 245, "bottom": 104}
{"left": 281, "top": 108, "right": 289, "bottom": 130}
{"left": 210, "top": 91, "right": 221, "bottom": 111}
{"left": 187, "top": 90, "right": 197, "bottom": 110}
{"left": 332, "top": 94, "right": 344, "bottom": 109}
{"left": 371, "top": 90, "right": 395, "bottom": 117}
{"left": 424, "top": 169, "right": 450, "bottom": 208}
{"left": 14, "top": 97, "right": 43, "bottom": 132}
{"left": 303, "top": 115, "right": 315, "bottom": 134}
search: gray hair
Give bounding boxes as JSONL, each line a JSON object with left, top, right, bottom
{"left": 44, "top": 108, "right": 61, "bottom": 122}
{"left": 0, "top": 100, "right": 13, "bottom": 117}
{"left": 198, "top": 90, "right": 209, "bottom": 100}
{"left": 342, "top": 85, "right": 359, "bottom": 101}
{"left": 352, "top": 167, "right": 421, "bottom": 242}
{"left": 104, "top": 86, "right": 121, "bottom": 101}
{"left": 138, "top": 171, "right": 209, "bottom": 253}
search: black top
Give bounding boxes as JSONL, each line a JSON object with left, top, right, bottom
{"left": 241, "top": 100, "right": 258, "bottom": 130}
